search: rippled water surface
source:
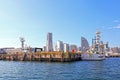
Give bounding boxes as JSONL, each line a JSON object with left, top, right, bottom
{"left": 0, "top": 58, "right": 120, "bottom": 80}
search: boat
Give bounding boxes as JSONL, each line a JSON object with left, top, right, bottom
{"left": 81, "top": 31, "right": 107, "bottom": 61}
{"left": 81, "top": 53, "right": 105, "bottom": 61}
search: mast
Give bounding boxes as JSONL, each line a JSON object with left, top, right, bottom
{"left": 20, "top": 37, "right": 25, "bottom": 52}
{"left": 96, "top": 31, "right": 100, "bottom": 44}
{"left": 95, "top": 31, "right": 101, "bottom": 53}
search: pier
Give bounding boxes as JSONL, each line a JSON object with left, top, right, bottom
{"left": 108, "top": 53, "right": 120, "bottom": 57}
{"left": 0, "top": 52, "right": 81, "bottom": 62}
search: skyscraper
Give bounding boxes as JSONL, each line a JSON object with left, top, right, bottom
{"left": 46, "top": 32, "right": 53, "bottom": 52}
{"left": 64, "top": 43, "right": 69, "bottom": 52}
{"left": 56, "top": 40, "right": 64, "bottom": 52}
{"left": 81, "top": 36, "right": 89, "bottom": 52}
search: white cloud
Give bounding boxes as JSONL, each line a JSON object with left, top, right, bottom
{"left": 113, "top": 24, "right": 120, "bottom": 29}
{"left": 108, "top": 24, "right": 120, "bottom": 29}
{"left": 113, "top": 20, "right": 119, "bottom": 23}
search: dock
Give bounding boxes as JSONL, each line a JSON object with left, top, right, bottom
{"left": 108, "top": 53, "right": 120, "bottom": 57}
{"left": 0, "top": 52, "right": 81, "bottom": 62}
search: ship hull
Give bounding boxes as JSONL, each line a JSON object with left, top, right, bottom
{"left": 81, "top": 53, "right": 105, "bottom": 61}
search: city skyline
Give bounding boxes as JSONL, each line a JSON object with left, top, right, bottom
{"left": 0, "top": 0, "right": 120, "bottom": 48}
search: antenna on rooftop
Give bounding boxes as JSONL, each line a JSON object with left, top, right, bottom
{"left": 19, "top": 37, "right": 25, "bottom": 52}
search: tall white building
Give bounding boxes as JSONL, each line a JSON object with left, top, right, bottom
{"left": 56, "top": 40, "right": 64, "bottom": 52}
{"left": 69, "top": 44, "right": 77, "bottom": 52}
{"left": 46, "top": 32, "right": 53, "bottom": 52}
{"left": 81, "top": 36, "right": 89, "bottom": 52}
{"left": 64, "top": 43, "right": 69, "bottom": 52}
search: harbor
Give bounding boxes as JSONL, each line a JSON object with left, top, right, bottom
{"left": 0, "top": 0, "right": 120, "bottom": 80}
{"left": 0, "top": 31, "right": 117, "bottom": 62}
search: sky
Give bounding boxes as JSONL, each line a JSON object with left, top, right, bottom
{"left": 0, "top": 0, "right": 120, "bottom": 48}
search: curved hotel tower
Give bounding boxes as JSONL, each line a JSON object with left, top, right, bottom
{"left": 46, "top": 32, "right": 53, "bottom": 52}
{"left": 81, "top": 36, "right": 89, "bottom": 52}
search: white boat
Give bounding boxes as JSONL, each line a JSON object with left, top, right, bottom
{"left": 81, "top": 31, "right": 107, "bottom": 61}
{"left": 81, "top": 53, "right": 105, "bottom": 61}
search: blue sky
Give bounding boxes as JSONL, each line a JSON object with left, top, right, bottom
{"left": 0, "top": 0, "right": 120, "bottom": 48}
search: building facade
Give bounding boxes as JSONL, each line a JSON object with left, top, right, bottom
{"left": 81, "top": 36, "right": 89, "bottom": 52}
{"left": 56, "top": 40, "right": 64, "bottom": 52}
{"left": 64, "top": 43, "right": 69, "bottom": 52}
{"left": 110, "top": 47, "right": 120, "bottom": 53}
{"left": 43, "top": 46, "right": 46, "bottom": 52}
{"left": 69, "top": 44, "right": 77, "bottom": 52}
{"left": 6, "top": 48, "right": 21, "bottom": 54}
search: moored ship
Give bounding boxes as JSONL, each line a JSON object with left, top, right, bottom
{"left": 81, "top": 53, "right": 105, "bottom": 61}
{"left": 81, "top": 31, "right": 107, "bottom": 61}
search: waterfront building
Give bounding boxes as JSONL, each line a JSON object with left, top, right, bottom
{"left": 64, "top": 43, "right": 69, "bottom": 52}
{"left": 0, "top": 47, "right": 15, "bottom": 54}
{"left": 46, "top": 32, "right": 53, "bottom": 52}
{"left": 0, "top": 48, "right": 7, "bottom": 54}
{"left": 56, "top": 40, "right": 64, "bottom": 52}
{"left": 69, "top": 44, "right": 77, "bottom": 52}
{"left": 113, "top": 47, "right": 119, "bottom": 53}
{"left": 43, "top": 46, "right": 46, "bottom": 52}
{"left": 105, "top": 42, "right": 110, "bottom": 52}
{"left": 6, "top": 48, "right": 21, "bottom": 54}
{"left": 119, "top": 48, "right": 120, "bottom": 53}
{"left": 78, "top": 47, "right": 82, "bottom": 52}
{"left": 81, "top": 36, "right": 89, "bottom": 52}
{"left": 110, "top": 47, "right": 120, "bottom": 53}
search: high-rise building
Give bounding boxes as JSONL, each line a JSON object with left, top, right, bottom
{"left": 64, "top": 43, "right": 69, "bottom": 52}
{"left": 46, "top": 32, "right": 53, "bottom": 52}
{"left": 69, "top": 44, "right": 77, "bottom": 52}
{"left": 56, "top": 40, "right": 64, "bottom": 52}
{"left": 81, "top": 36, "right": 89, "bottom": 52}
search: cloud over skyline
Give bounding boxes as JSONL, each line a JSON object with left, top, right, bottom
{"left": 108, "top": 24, "right": 120, "bottom": 29}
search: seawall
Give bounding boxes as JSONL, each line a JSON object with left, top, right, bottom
{"left": 0, "top": 52, "right": 81, "bottom": 62}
